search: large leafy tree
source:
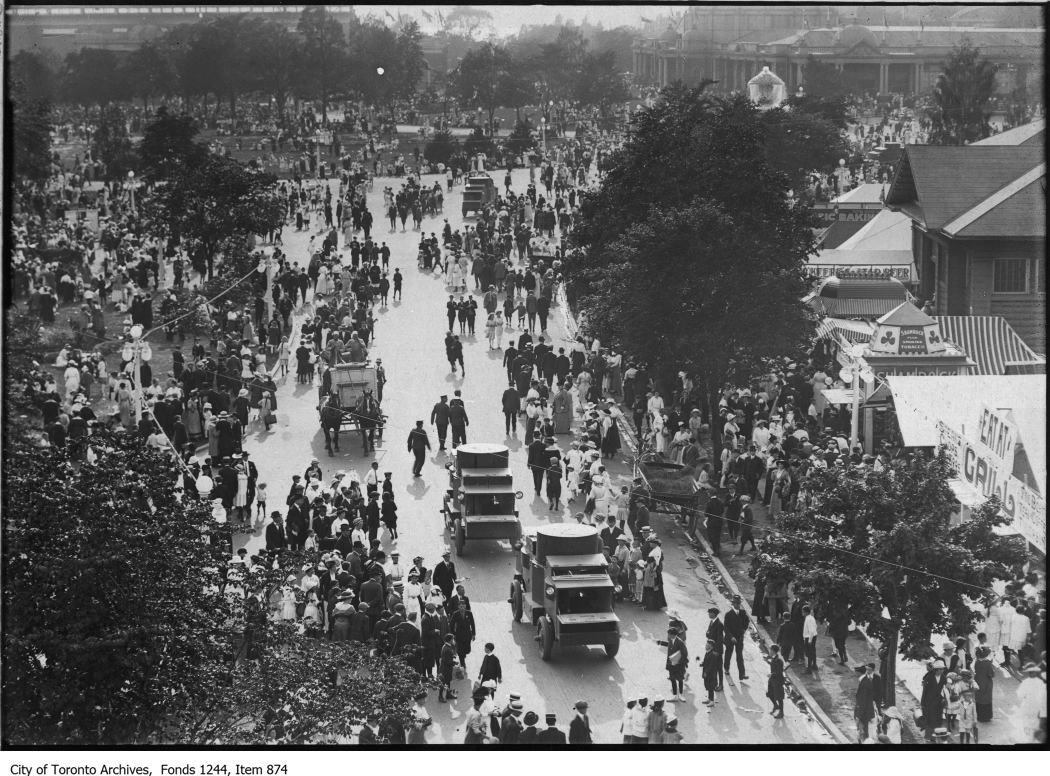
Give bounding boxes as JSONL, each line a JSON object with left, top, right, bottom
{"left": 349, "top": 19, "right": 425, "bottom": 122}
{"left": 7, "top": 78, "right": 54, "bottom": 186}
{"left": 760, "top": 104, "right": 850, "bottom": 192}
{"left": 141, "top": 154, "right": 283, "bottom": 276}
{"left": 2, "top": 429, "right": 427, "bottom": 744}
{"left": 243, "top": 19, "right": 303, "bottom": 129}
{"left": 123, "top": 40, "right": 176, "bottom": 109}
{"left": 454, "top": 42, "right": 515, "bottom": 137}
{"left": 1, "top": 430, "right": 231, "bottom": 744}
{"left": 801, "top": 54, "right": 849, "bottom": 100}
{"left": 297, "top": 5, "right": 350, "bottom": 124}
{"left": 754, "top": 455, "right": 1026, "bottom": 705}
{"left": 927, "top": 39, "right": 999, "bottom": 145}
{"left": 9, "top": 50, "right": 60, "bottom": 103}
{"left": 138, "top": 107, "right": 208, "bottom": 181}
{"left": 91, "top": 105, "right": 139, "bottom": 181}
{"left": 575, "top": 50, "right": 630, "bottom": 118}
{"left": 569, "top": 83, "right": 817, "bottom": 412}
{"left": 62, "top": 48, "right": 131, "bottom": 107}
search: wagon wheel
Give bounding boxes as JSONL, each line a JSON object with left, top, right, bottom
{"left": 538, "top": 616, "right": 554, "bottom": 661}
{"left": 510, "top": 580, "right": 524, "bottom": 623}
{"left": 604, "top": 636, "right": 620, "bottom": 659}
{"left": 454, "top": 520, "right": 466, "bottom": 556}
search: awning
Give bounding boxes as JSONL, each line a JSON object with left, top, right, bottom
{"left": 821, "top": 388, "right": 859, "bottom": 405}
{"left": 810, "top": 297, "right": 906, "bottom": 317}
{"left": 936, "top": 316, "right": 1046, "bottom": 375}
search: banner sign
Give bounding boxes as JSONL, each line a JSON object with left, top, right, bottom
{"left": 938, "top": 420, "right": 1045, "bottom": 553}
{"left": 976, "top": 405, "right": 1017, "bottom": 471}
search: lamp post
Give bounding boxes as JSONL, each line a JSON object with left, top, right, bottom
{"left": 122, "top": 324, "right": 152, "bottom": 426}
{"left": 257, "top": 253, "right": 280, "bottom": 321}
{"left": 127, "top": 170, "right": 136, "bottom": 212}
{"left": 840, "top": 345, "right": 873, "bottom": 452}
{"left": 540, "top": 118, "right": 547, "bottom": 153}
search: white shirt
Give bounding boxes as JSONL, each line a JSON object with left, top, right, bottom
{"left": 803, "top": 614, "right": 819, "bottom": 640}
{"left": 629, "top": 705, "right": 650, "bottom": 737}
{"left": 365, "top": 469, "right": 379, "bottom": 487}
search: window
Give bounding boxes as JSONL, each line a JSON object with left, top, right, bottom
{"left": 993, "top": 258, "right": 1029, "bottom": 294}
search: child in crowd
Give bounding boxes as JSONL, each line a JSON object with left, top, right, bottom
{"left": 255, "top": 482, "right": 268, "bottom": 522}
{"left": 957, "top": 688, "right": 978, "bottom": 744}
{"left": 381, "top": 491, "right": 399, "bottom": 540}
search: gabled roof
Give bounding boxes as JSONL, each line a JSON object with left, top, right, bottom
{"left": 878, "top": 301, "right": 934, "bottom": 327}
{"left": 944, "top": 167, "right": 1046, "bottom": 239}
{"left": 972, "top": 119, "right": 1045, "bottom": 147}
{"left": 885, "top": 145, "right": 1045, "bottom": 231}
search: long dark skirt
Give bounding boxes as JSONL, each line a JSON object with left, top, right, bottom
{"left": 976, "top": 702, "right": 993, "bottom": 722}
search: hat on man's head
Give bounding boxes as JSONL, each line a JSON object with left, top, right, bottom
{"left": 545, "top": 713, "right": 557, "bottom": 725}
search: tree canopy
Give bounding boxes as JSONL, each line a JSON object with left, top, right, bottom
{"left": 753, "top": 453, "right": 1026, "bottom": 703}
{"left": 8, "top": 77, "right": 54, "bottom": 186}
{"left": 1, "top": 428, "right": 427, "bottom": 744}
{"left": 137, "top": 107, "right": 208, "bottom": 181}
{"left": 927, "top": 39, "right": 999, "bottom": 145}
{"left": 569, "top": 84, "right": 817, "bottom": 402}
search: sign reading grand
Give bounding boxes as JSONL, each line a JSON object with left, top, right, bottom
{"left": 938, "top": 420, "right": 1045, "bottom": 554}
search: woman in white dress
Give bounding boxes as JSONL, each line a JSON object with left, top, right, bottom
{"left": 494, "top": 311, "right": 505, "bottom": 349}
{"left": 652, "top": 411, "right": 667, "bottom": 454}
{"left": 317, "top": 264, "right": 331, "bottom": 296}
{"left": 485, "top": 313, "right": 498, "bottom": 349}
{"left": 279, "top": 575, "right": 298, "bottom": 621}
{"left": 233, "top": 464, "right": 249, "bottom": 521}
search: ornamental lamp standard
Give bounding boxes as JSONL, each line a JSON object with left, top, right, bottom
{"left": 121, "top": 323, "right": 152, "bottom": 426}
{"left": 127, "top": 170, "right": 136, "bottom": 212}
{"left": 839, "top": 344, "right": 874, "bottom": 451}
{"left": 195, "top": 474, "right": 214, "bottom": 500}
{"left": 540, "top": 117, "right": 547, "bottom": 153}
{"left": 257, "top": 253, "right": 280, "bottom": 319}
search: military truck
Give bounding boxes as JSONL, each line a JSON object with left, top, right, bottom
{"left": 442, "top": 443, "right": 523, "bottom": 556}
{"left": 510, "top": 524, "right": 620, "bottom": 660}
{"left": 461, "top": 174, "right": 496, "bottom": 217}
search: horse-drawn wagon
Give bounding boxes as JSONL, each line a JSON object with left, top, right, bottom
{"left": 318, "top": 361, "right": 385, "bottom": 456}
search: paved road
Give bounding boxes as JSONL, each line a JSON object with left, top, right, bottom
{"left": 234, "top": 168, "right": 829, "bottom": 745}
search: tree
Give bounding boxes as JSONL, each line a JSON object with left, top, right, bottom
{"left": 92, "top": 105, "right": 138, "bottom": 181}
{"left": 7, "top": 78, "right": 54, "bottom": 186}
{"left": 123, "top": 40, "right": 175, "bottom": 109}
{"left": 2, "top": 427, "right": 429, "bottom": 744}
{"left": 1, "top": 429, "right": 232, "bottom": 744}
{"left": 569, "top": 83, "right": 818, "bottom": 416}
{"left": 424, "top": 128, "right": 460, "bottom": 166}
{"left": 297, "top": 6, "right": 349, "bottom": 124}
{"left": 9, "top": 50, "right": 59, "bottom": 103}
{"left": 141, "top": 154, "right": 284, "bottom": 278}
{"left": 753, "top": 455, "right": 1026, "bottom": 706}
{"left": 575, "top": 50, "right": 630, "bottom": 117}
{"left": 760, "top": 105, "right": 850, "bottom": 193}
{"left": 801, "top": 55, "right": 849, "bottom": 100}
{"left": 349, "top": 19, "right": 425, "bottom": 122}
{"left": 454, "top": 42, "right": 513, "bottom": 137}
{"left": 498, "top": 64, "right": 538, "bottom": 123}
{"left": 927, "top": 40, "right": 999, "bottom": 145}
{"left": 62, "top": 49, "right": 130, "bottom": 107}
{"left": 138, "top": 107, "right": 208, "bottom": 181}
{"left": 244, "top": 19, "right": 303, "bottom": 129}
{"left": 442, "top": 6, "right": 494, "bottom": 40}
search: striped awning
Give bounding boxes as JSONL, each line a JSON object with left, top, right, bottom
{"left": 936, "top": 316, "right": 1046, "bottom": 375}
{"left": 810, "top": 297, "right": 905, "bottom": 317}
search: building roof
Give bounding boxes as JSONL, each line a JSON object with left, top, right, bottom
{"left": 878, "top": 375, "right": 1045, "bottom": 454}
{"left": 817, "top": 219, "right": 868, "bottom": 248}
{"left": 810, "top": 249, "right": 914, "bottom": 267}
{"left": 877, "top": 301, "right": 935, "bottom": 327}
{"left": 972, "top": 119, "right": 1046, "bottom": 146}
{"left": 936, "top": 316, "right": 1047, "bottom": 376}
{"left": 837, "top": 208, "right": 913, "bottom": 251}
{"left": 884, "top": 145, "right": 1045, "bottom": 233}
{"left": 832, "top": 183, "right": 887, "bottom": 204}
{"left": 807, "top": 276, "right": 908, "bottom": 317}
{"left": 943, "top": 167, "right": 1046, "bottom": 239}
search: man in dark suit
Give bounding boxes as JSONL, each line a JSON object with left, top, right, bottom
{"left": 568, "top": 701, "right": 592, "bottom": 743}
{"left": 240, "top": 451, "right": 258, "bottom": 505}
{"left": 264, "top": 512, "right": 287, "bottom": 552}
{"left": 448, "top": 399, "right": 469, "bottom": 449}
{"left": 432, "top": 551, "right": 457, "bottom": 600}
{"left": 407, "top": 420, "right": 431, "bottom": 476}
{"left": 499, "top": 703, "right": 523, "bottom": 743}
{"left": 285, "top": 496, "right": 308, "bottom": 550}
{"left": 723, "top": 595, "right": 750, "bottom": 683}
{"left": 430, "top": 395, "right": 450, "bottom": 450}
{"left": 519, "top": 711, "right": 539, "bottom": 743}
{"left": 502, "top": 382, "right": 521, "bottom": 434}
{"left": 535, "top": 713, "right": 566, "bottom": 744}
{"left": 527, "top": 434, "right": 547, "bottom": 495}
{"left": 854, "top": 662, "right": 884, "bottom": 742}
{"left": 478, "top": 643, "right": 502, "bottom": 685}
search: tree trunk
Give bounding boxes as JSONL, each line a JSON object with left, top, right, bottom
{"left": 883, "top": 627, "right": 898, "bottom": 707}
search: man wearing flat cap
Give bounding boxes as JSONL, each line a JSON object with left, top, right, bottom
{"left": 854, "top": 662, "right": 883, "bottom": 742}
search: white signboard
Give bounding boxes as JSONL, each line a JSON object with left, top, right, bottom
{"left": 976, "top": 405, "right": 1017, "bottom": 472}
{"left": 938, "top": 420, "right": 1045, "bottom": 554}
